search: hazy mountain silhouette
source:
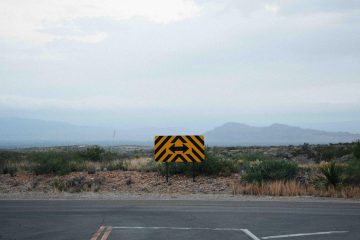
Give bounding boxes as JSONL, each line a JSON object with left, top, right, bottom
{"left": 205, "top": 122, "right": 360, "bottom": 146}
{"left": 1, "top": 118, "right": 359, "bottom": 148}
{"left": 0, "top": 118, "right": 118, "bottom": 147}
{"left": 0, "top": 118, "right": 189, "bottom": 147}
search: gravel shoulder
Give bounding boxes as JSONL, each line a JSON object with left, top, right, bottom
{"left": 1, "top": 191, "right": 360, "bottom": 203}
{"left": 1, "top": 171, "right": 359, "bottom": 203}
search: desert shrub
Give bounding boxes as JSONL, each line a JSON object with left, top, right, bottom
{"left": 0, "top": 158, "right": 6, "bottom": 174}
{"left": 31, "top": 158, "right": 71, "bottom": 175}
{"left": 243, "top": 160, "right": 299, "bottom": 183}
{"left": 200, "top": 151, "right": 238, "bottom": 176}
{"left": 312, "top": 144, "right": 353, "bottom": 163}
{"left": 0, "top": 150, "right": 24, "bottom": 162}
{"left": 27, "top": 150, "right": 83, "bottom": 163}
{"left": 68, "top": 161, "right": 87, "bottom": 172}
{"left": 0, "top": 147, "right": 152, "bottom": 175}
{"left": 345, "top": 161, "right": 360, "bottom": 184}
{"left": 232, "top": 180, "right": 360, "bottom": 198}
{"left": 25, "top": 146, "right": 116, "bottom": 175}
{"left": 87, "top": 166, "right": 96, "bottom": 174}
{"left": 80, "top": 146, "right": 105, "bottom": 161}
{"left": 100, "top": 150, "right": 119, "bottom": 161}
{"left": 240, "top": 151, "right": 268, "bottom": 161}
{"left": 157, "top": 150, "right": 239, "bottom": 176}
{"left": 206, "top": 147, "right": 270, "bottom": 162}
{"left": 319, "top": 161, "right": 343, "bottom": 188}
{"left": 139, "top": 159, "right": 161, "bottom": 172}
{"left": 51, "top": 178, "right": 68, "bottom": 191}
{"left": 344, "top": 142, "right": 360, "bottom": 184}
{"left": 107, "top": 161, "right": 128, "bottom": 171}
{"left": 354, "top": 141, "right": 360, "bottom": 160}
{"left": 2, "top": 165, "right": 17, "bottom": 177}
{"left": 51, "top": 176, "right": 104, "bottom": 192}
{"left": 0, "top": 150, "right": 35, "bottom": 174}
{"left": 159, "top": 162, "right": 193, "bottom": 176}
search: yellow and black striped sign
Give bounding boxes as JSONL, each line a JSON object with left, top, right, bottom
{"left": 154, "top": 135, "right": 205, "bottom": 163}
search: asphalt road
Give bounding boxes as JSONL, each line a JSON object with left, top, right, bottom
{"left": 0, "top": 199, "right": 359, "bottom": 240}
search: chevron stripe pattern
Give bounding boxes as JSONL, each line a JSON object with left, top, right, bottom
{"left": 154, "top": 135, "right": 205, "bottom": 163}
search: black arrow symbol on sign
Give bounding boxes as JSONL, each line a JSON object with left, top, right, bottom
{"left": 169, "top": 144, "right": 189, "bottom": 153}
{"left": 171, "top": 136, "right": 187, "bottom": 144}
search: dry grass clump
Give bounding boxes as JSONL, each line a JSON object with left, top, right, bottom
{"left": 231, "top": 180, "right": 360, "bottom": 199}
{"left": 125, "top": 158, "right": 152, "bottom": 171}
{"left": 232, "top": 181, "right": 306, "bottom": 196}
{"left": 51, "top": 175, "right": 105, "bottom": 193}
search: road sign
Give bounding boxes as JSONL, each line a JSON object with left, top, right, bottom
{"left": 154, "top": 135, "right": 205, "bottom": 163}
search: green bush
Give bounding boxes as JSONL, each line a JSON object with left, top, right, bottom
{"left": 319, "top": 161, "right": 343, "bottom": 188}
{"left": 200, "top": 151, "right": 238, "bottom": 176}
{"left": 139, "top": 160, "right": 161, "bottom": 173}
{"left": 353, "top": 141, "right": 360, "bottom": 160}
{"left": 27, "top": 150, "right": 82, "bottom": 162}
{"left": 0, "top": 158, "right": 5, "bottom": 173}
{"left": 0, "top": 146, "right": 149, "bottom": 175}
{"left": 243, "top": 160, "right": 299, "bottom": 183}
{"left": 100, "top": 150, "right": 119, "bottom": 161}
{"left": 312, "top": 144, "right": 353, "bottom": 163}
{"left": 344, "top": 142, "right": 360, "bottom": 184}
{"left": 159, "top": 162, "right": 193, "bottom": 176}
{"left": 68, "top": 161, "right": 86, "bottom": 172}
{"left": 25, "top": 147, "right": 108, "bottom": 175}
{"left": 2, "top": 164, "right": 17, "bottom": 177}
{"left": 107, "top": 161, "right": 128, "bottom": 171}
{"left": 157, "top": 150, "right": 239, "bottom": 176}
{"left": 32, "top": 158, "right": 72, "bottom": 175}
{"left": 345, "top": 161, "right": 360, "bottom": 184}
{"left": 87, "top": 166, "right": 96, "bottom": 174}
{"left": 80, "top": 146, "right": 105, "bottom": 161}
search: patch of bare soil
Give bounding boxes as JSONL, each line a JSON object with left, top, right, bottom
{"left": 0, "top": 171, "right": 235, "bottom": 195}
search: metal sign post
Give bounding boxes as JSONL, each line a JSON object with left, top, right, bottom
{"left": 165, "top": 162, "right": 169, "bottom": 183}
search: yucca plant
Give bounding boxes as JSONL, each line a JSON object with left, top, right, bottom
{"left": 319, "top": 161, "right": 342, "bottom": 188}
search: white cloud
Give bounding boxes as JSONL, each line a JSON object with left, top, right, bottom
{"left": 55, "top": 32, "right": 108, "bottom": 44}
{"left": 264, "top": 4, "right": 279, "bottom": 14}
{"left": 0, "top": 0, "right": 359, "bottom": 128}
{"left": 0, "top": 0, "right": 201, "bottom": 44}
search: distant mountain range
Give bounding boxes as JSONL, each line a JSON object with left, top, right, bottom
{"left": 204, "top": 122, "right": 360, "bottom": 146}
{"left": 0, "top": 118, "right": 116, "bottom": 148}
{"left": 0, "top": 118, "right": 359, "bottom": 148}
{"left": 0, "top": 118, "right": 187, "bottom": 148}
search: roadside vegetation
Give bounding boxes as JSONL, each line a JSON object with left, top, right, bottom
{"left": 1, "top": 142, "right": 360, "bottom": 198}
{"left": 0, "top": 146, "right": 151, "bottom": 176}
{"left": 232, "top": 141, "right": 360, "bottom": 198}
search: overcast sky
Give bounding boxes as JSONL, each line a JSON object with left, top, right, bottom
{"left": 0, "top": 0, "right": 359, "bottom": 132}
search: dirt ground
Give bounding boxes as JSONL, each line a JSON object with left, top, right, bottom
{"left": 0, "top": 171, "right": 236, "bottom": 195}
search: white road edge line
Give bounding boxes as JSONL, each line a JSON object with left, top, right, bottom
{"left": 111, "top": 226, "right": 260, "bottom": 240}
{"left": 242, "top": 229, "right": 261, "bottom": 240}
{"left": 261, "top": 230, "right": 348, "bottom": 239}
